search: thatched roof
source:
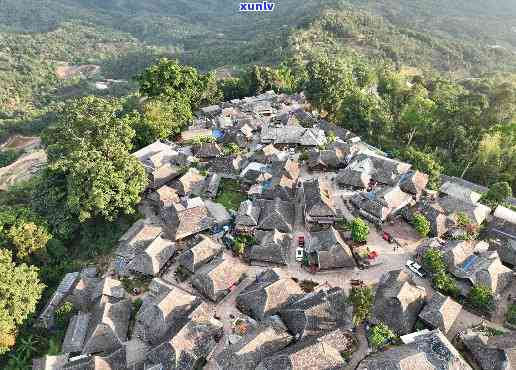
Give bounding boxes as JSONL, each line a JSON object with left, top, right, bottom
{"left": 177, "top": 235, "right": 224, "bottom": 273}
{"left": 418, "top": 292, "right": 462, "bottom": 334}
{"left": 191, "top": 258, "right": 247, "bottom": 302}
{"left": 357, "top": 329, "right": 471, "bottom": 370}
{"left": 215, "top": 317, "right": 293, "bottom": 370}
{"left": 280, "top": 288, "right": 353, "bottom": 340}
{"left": 462, "top": 330, "right": 516, "bottom": 370}
{"left": 245, "top": 230, "right": 291, "bottom": 266}
{"left": 82, "top": 299, "right": 132, "bottom": 355}
{"left": 373, "top": 270, "right": 426, "bottom": 335}
{"left": 127, "top": 234, "right": 176, "bottom": 276}
{"left": 133, "top": 287, "right": 202, "bottom": 345}
{"left": 236, "top": 269, "right": 303, "bottom": 321}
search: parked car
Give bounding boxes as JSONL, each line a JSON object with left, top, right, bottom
{"left": 295, "top": 247, "right": 304, "bottom": 262}
{"left": 406, "top": 259, "right": 426, "bottom": 278}
{"left": 298, "top": 235, "right": 305, "bottom": 248}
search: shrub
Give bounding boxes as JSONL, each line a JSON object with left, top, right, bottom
{"left": 422, "top": 247, "right": 446, "bottom": 274}
{"left": 351, "top": 218, "right": 369, "bottom": 243}
{"left": 412, "top": 213, "right": 431, "bottom": 237}
{"left": 468, "top": 285, "right": 494, "bottom": 314}
{"left": 481, "top": 181, "right": 512, "bottom": 208}
{"left": 223, "top": 143, "right": 241, "bottom": 156}
{"left": 433, "top": 272, "right": 460, "bottom": 298}
{"left": 456, "top": 212, "right": 472, "bottom": 227}
{"left": 506, "top": 304, "right": 516, "bottom": 325}
{"left": 369, "top": 322, "right": 396, "bottom": 349}
{"left": 348, "top": 285, "right": 374, "bottom": 324}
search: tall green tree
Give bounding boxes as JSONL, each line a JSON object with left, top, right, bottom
{"left": 133, "top": 97, "right": 192, "bottom": 148}
{"left": 0, "top": 249, "right": 44, "bottom": 354}
{"left": 38, "top": 96, "right": 147, "bottom": 237}
{"left": 136, "top": 58, "right": 221, "bottom": 110}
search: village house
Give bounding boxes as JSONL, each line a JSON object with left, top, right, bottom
{"left": 341, "top": 153, "right": 412, "bottom": 187}
{"left": 215, "top": 317, "right": 293, "bottom": 370}
{"left": 257, "top": 198, "right": 295, "bottom": 233}
{"left": 399, "top": 170, "right": 429, "bottom": 198}
{"left": 305, "top": 227, "right": 355, "bottom": 270}
{"left": 132, "top": 140, "right": 181, "bottom": 189}
{"left": 462, "top": 329, "right": 516, "bottom": 370}
{"left": 440, "top": 181, "right": 483, "bottom": 204}
{"left": 358, "top": 329, "right": 472, "bottom": 370}
{"left": 235, "top": 199, "right": 261, "bottom": 233}
{"left": 373, "top": 270, "right": 427, "bottom": 335}
{"left": 257, "top": 328, "right": 354, "bottom": 370}
{"left": 144, "top": 303, "right": 223, "bottom": 370}
{"left": 176, "top": 168, "right": 207, "bottom": 196}
{"left": 450, "top": 250, "right": 512, "bottom": 296}
{"left": 244, "top": 229, "right": 291, "bottom": 266}
{"left": 236, "top": 269, "right": 303, "bottom": 321}
{"left": 133, "top": 287, "right": 203, "bottom": 345}
{"left": 279, "top": 287, "right": 353, "bottom": 341}
{"left": 177, "top": 235, "right": 224, "bottom": 273}
{"left": 352, "top": 186, "right": 413, "bottom": 224}
{"left": 148, "top": 184, "right": 180, "bottom": 208}
{"left": 161, "top": 197, "right": 215, "bottom": 241}
{"left": 490, "top": 205, "right": 516, "bottom": 240}
{"left": 126, "top": 233, "right": 176, "bottom": 276}
{"left": 303, "top": 178, "right": 336, "bottom": 226}
{"left": 418, "top": 292, "right": 462, "bottom": 335}
{"left": 191, "top": 258, "right": 248, "bottom": 302}
{"left": 81, "top": 299, "right": 132, "bottom": 355}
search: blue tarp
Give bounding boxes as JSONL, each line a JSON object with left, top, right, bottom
{"left": 212, "top": 129, "right": 224, "bottom": 139}
{"left": 462, "top": 255, "right": 478, "bottom": 271}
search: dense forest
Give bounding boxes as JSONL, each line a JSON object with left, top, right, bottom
{"left": 0, "top": 0, "right": 515, "bottom": 367}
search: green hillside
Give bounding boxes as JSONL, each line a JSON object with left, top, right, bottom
{"left": 1, "top": 0, "right": 515, "bottom": 133}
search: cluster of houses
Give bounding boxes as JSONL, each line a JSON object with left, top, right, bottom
{"left": 33, "top": 91, "right": 516, "bottom": 369}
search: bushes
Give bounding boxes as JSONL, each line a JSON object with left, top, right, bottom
{"left": 433, "top": 271, "right": 460, "bottom": 298}
{"left": 468, "top": 285, "right": 494, "bottom": 314}
{"left": 351, "top": 218, "right": 369, "bottom": 243}
{"left": 506, "top": 304, "right": 516, "bottom": 325}
{"left": 369, "top": 322, "right": 396, "bottom": 349}
{"left": 422, "top": 247, "right": 460, "bottom": 298}
{"left": 412, "top": 213, "right": 431, "bottom": 237}
{"left": 348, "top": 285, "right": 374, "bottom": 324}
{"left": 422, "top": 247, "right": 446, "bottom": 274}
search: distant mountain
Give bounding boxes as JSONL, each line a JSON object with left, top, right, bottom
{"left": 1, "top": 0, "right": 515, "bottom": 123}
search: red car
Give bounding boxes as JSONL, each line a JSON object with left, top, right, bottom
{"left": 298, "top": 236, "right": 305, "bottom": 247}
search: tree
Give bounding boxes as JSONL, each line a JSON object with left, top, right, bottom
{"left": 42, "top": 96, "right": 137, "bottom": 162}
{"left": 468, "top": 284, "right": 494, "bottom": 313}
{"left": 481, "top": 181, "right": 512, "bottom": 208}
{"left": 399, "top": 147, "right": 443, "bottom": 190}
{"left": 223, "top": 143, "right": 241, "bottom": 156}
{"left": 351, "top": 218, "right": 369, "bottom": 243}
{"left": 304, "top": 55, "right": 354, "bottom": 118}
{"left": 0, "top": 207, "right": 51, "bottom": 262}
{"left": 422, "top": 247, "right": 446, "bottom": 274}
{"left": 0, "top": 249, "right": 44, "bottom": 354}
{"left": 400, "top": 92, "right": 436, "bottom": 146}
{"left": 38, "top": 96, "right": 148, "bottom": 235}
{"left": 7, "top": 222, "right": 51, "bottom": 261}
{"left": 348, "top": 285, "right": 374, "bottom": 324}
{"left": 136, "top": 58, "right": 221, "bottom": 110}
{"left": 133, "top": 97, "right": 192, "bottom": 148}
{"left": 413, "top": 213, "right": 431, "bottom": 237}
{"left": 369, "top": 322, "right": 396, "bottom": 349}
